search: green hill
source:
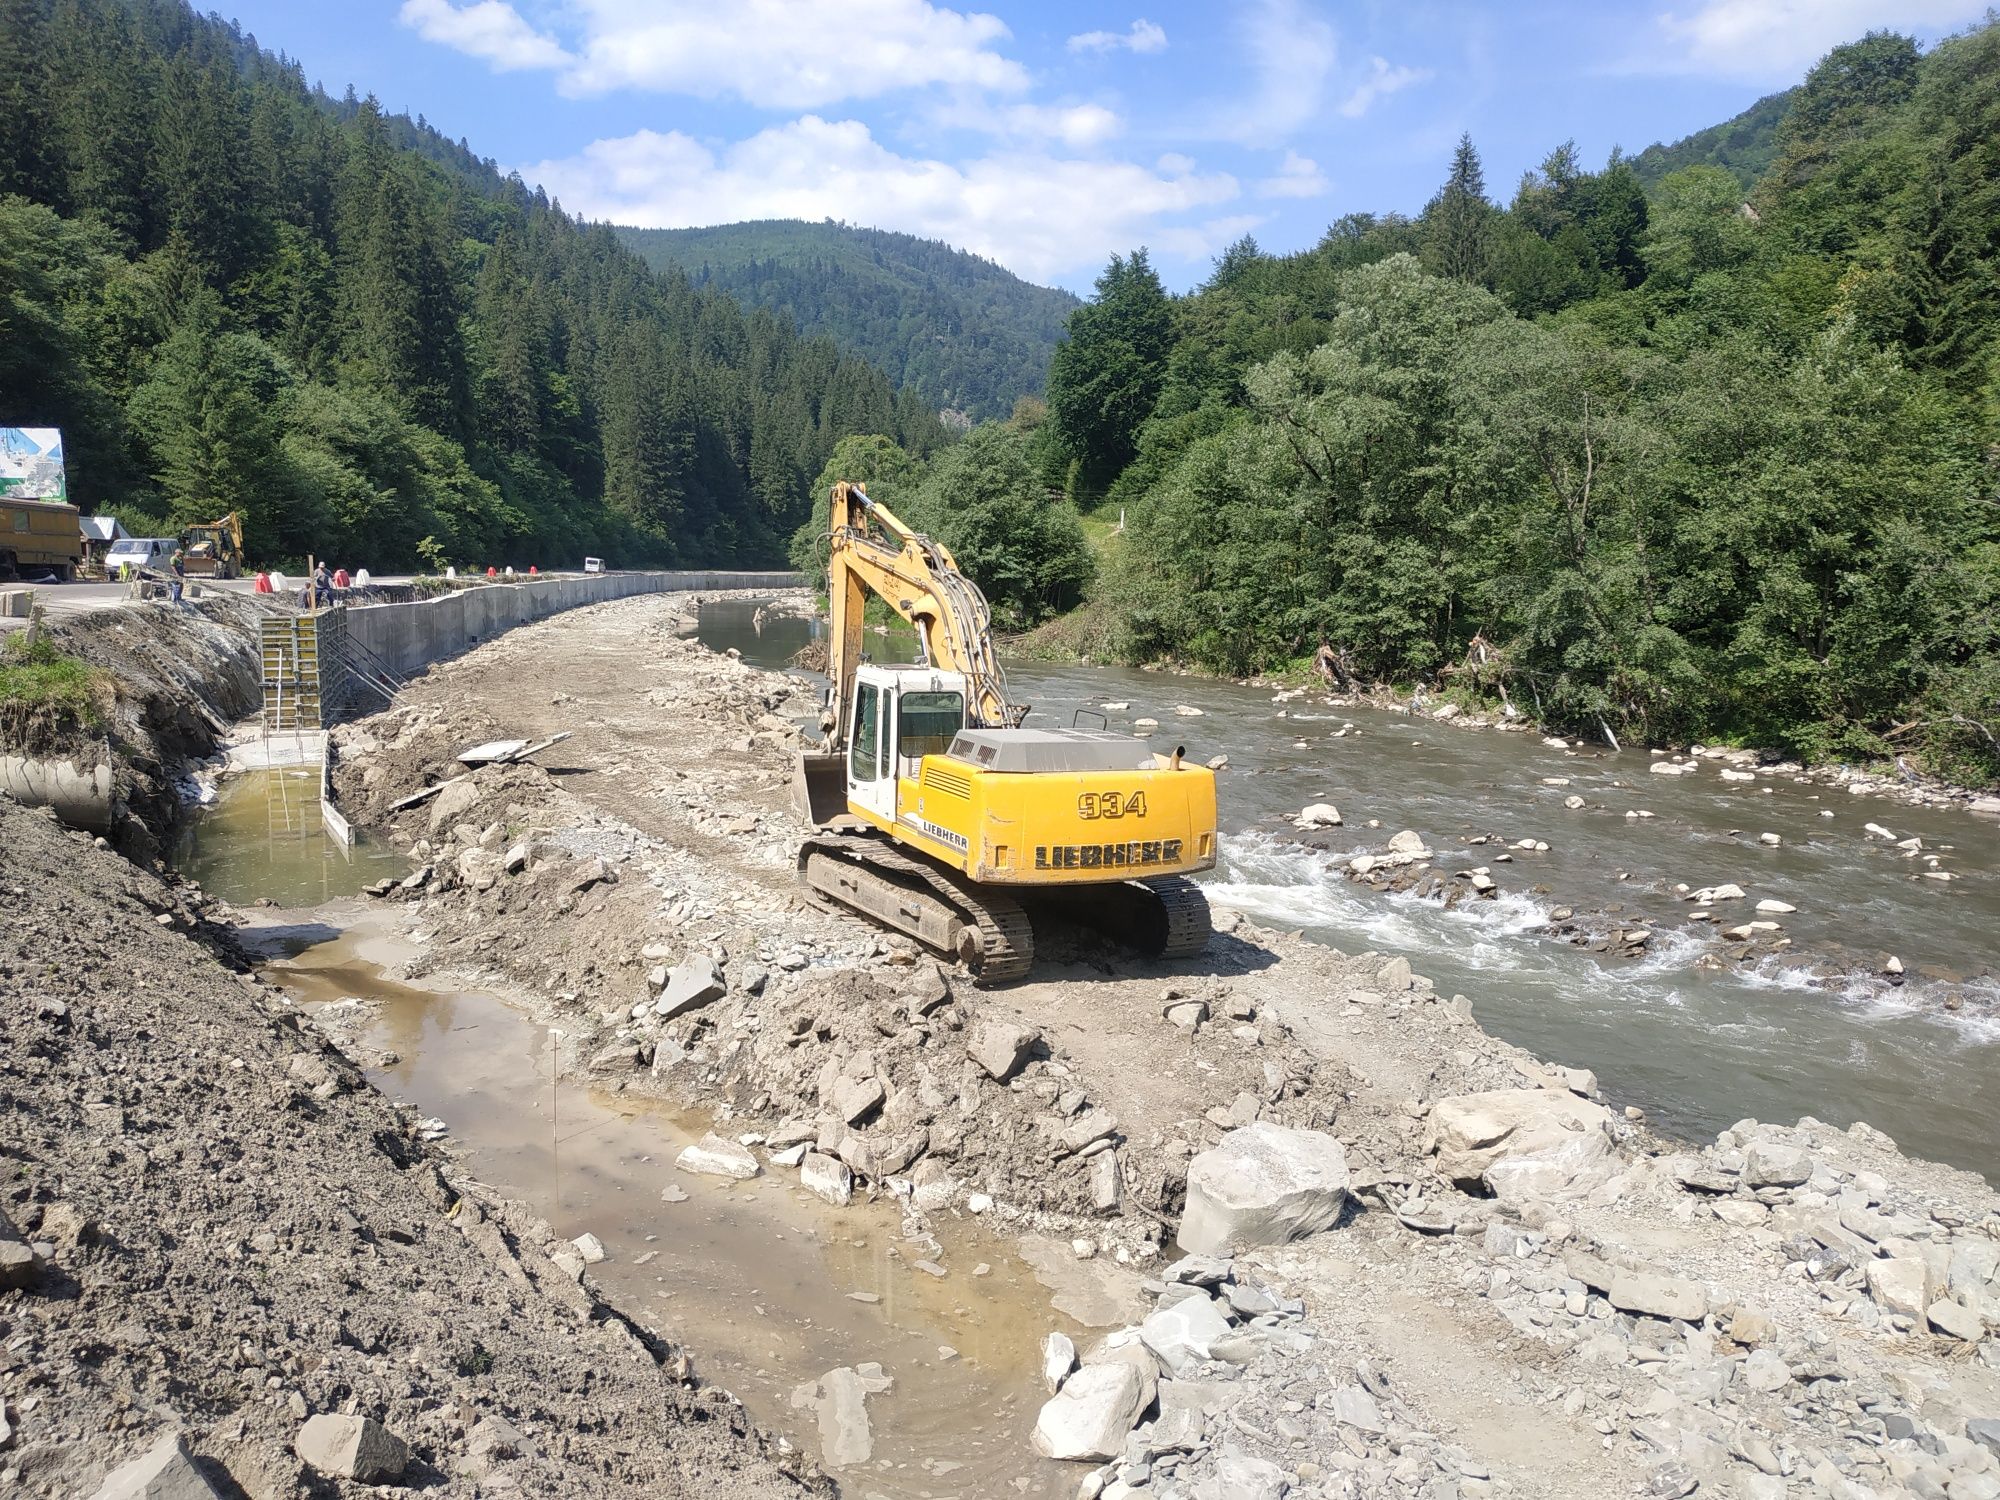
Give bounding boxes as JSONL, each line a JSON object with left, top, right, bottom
{"left": 616, "top": 220, "right": 1080, "bottom": 422}
{"left": 1630, "top": 88, "right": 1796, "bottom": 193}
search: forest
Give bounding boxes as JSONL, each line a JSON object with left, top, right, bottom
{"left": 0, "top": 0, "right": 945, "bottom": 570}
{"left": 870, "top": 23, "right": 1999, "bottom": 784}
{"left": 617, "top": 220, "right": 1080, "bottom": 425}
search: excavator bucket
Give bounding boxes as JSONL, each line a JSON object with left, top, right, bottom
{"left": 792, "top": 752, "right": 850, "bottom": 829}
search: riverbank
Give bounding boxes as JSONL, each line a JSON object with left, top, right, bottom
{"left": 308, "top": 589, "right": 2000, "bottom": 1495}
{"left": 0, "top": 797, "right": 825, "bottom": 1498}
{"left": 1011, "top": 617, "right": 2000, "bottom": 817}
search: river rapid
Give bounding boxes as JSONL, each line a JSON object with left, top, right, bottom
{"left": 704, "top": 597, "right": 2000, "bottom": 1182}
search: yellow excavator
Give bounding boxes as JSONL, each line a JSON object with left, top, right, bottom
{"left": 179, "top": 512, "right": 244, "bottom": 579}
{"left": 792, "top": 481, "right": 1217, "bottom": 981}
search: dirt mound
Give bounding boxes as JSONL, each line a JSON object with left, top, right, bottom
{"left": 0, "top": 798, "right": 825, "bottom": 1499}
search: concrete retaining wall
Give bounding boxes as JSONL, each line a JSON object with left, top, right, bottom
{"left": 342, "top": 570, "right": 799, "bottom": 680}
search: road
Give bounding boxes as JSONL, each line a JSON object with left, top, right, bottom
{"left": 0, "top": 575, "right": 417, "bottom": 631}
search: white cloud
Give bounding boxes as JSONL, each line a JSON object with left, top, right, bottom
{"left": 925, "top": 96, "right": 1124, "bottom": 147}
{"left": 1338, "top": 56, "right": 1429, "bottom": 117}
{"left": 397, "top": 0, "right": 571, "bottom": 72}
{"left": 1210, "top": 0, "right": 1338, "bottom": 144}
{"left": 1653, "top": 0, "right": 1986, "bottom": 78}
{"left": 1256, "top": 149, "right": 1327, "bottom": 198}
{"left": 1067, "top": 19, "right": 1168, "bottom": 55}
{"left": 519, "top": 117, "right": 1238, "bottom": 281}
{"left": 1154, "top": 215, "right": 1266, "bottom": 262}
{"left": 401, "top": 0, "right": 1030, "bottom": 109}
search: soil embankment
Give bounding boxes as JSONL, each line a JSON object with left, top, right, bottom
{"left": 319, "top": 590, "right": 2000, "bottom": 1497}
{"left": 0, "top": 796, "right": 826, "bottom": 1497}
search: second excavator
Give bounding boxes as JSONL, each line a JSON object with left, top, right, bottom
{"left": 793, "top": 481, "right": 1217, "bottom": 982}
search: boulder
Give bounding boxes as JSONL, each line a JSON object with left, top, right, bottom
{"left": 427, "top": 778, "right": 480, "bottom": 833}
{"left": 1296, "top": 803, "right": 1342, "bottom": 828}
{"left": 1740, "top": 1349, "right": 1792, "bottom": 1393}
{"left": 830, "top": 1074, "right": 886, "bottom": 1125}
{"left": 1866, "top": 1257, "right": 1931, "bottom": 1318}
{"left": 1386, "top": 829, "right": 1429, "bottom": 856}
{"left": 571, "top": 1232, "right": 607, "bottom": 1265}
{"left": 800, "top": 1152, "right": 854, "bottom": 1206}
{"left": 1031, "top": 1361, "right": 1147, "bottom": 1462}
{"left": 88, "top": 1432, "right": 223, "bottom": 1499}
{"left": 1608, "top": 1269, "right": 1709, "bottom": 1323}
{"left": 1376, "top": 956, "right": 1413, "bottom": 992}
{"left": 1927, "top": 1299, "right": 1984, "bottom": 1343}
{"left": 1429, "top": 1089, "right": 1615, "bottom": 1200}
{"left": 566, "top": 856, "right": 615, "bottom": 893}
{"left": 967, "top": 1018, "right": 1039, "bottom": 1081}
{"left": 1197, "top": 1448, "right": 1289, "bottom": 1500}
{"left": 1139, "top": 1293, "right": 1233, "bottom": 1376}
{"left": 1178, "top": 1121, "right": 1349, "bottom": 1256}
{"left": 1741, "top": 1141, "right": 1813, "bottom": 1189}
{"left": 675, "top": 1133, "right": 761, "bottom": 1180}
{"left": 503, "top": 839, "right": 531, "bottom": 874}
{"left": 1755, "top": 899, "right": 1796, "bottom": 914}
{"left": 296, "top": 1413, "right": 409, "bottom": 1484}
{"left": 656, "top": 955, "right": 726, "bottom": 1021}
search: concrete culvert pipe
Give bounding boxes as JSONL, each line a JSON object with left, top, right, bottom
{"left": 0, "top": 752, "right": 115, "bottom": 832}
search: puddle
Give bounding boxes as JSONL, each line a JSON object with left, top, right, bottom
{"left": 175, "top": 768, "right": 400, "bottom": 907}
{"left": 268, "top": 933, "right": 1083, "bottom": 1495}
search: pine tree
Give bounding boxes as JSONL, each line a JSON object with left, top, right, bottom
{"left": 1044, "top": 248, "right": 1175, "bottom": 497}
{"left": 1423, "top": 133, "right": 1494, "bottom": 284}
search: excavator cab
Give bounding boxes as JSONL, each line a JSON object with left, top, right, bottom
{"left": 793, "top": 665, "right": 969, "bottom": 828}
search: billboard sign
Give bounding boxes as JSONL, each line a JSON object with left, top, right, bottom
{"left": 0, "top": 427, "right": 67, "bottom": 503}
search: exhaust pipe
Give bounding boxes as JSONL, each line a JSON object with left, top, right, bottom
{"left": 1169, "top": 745, "right": 1184, "bottom": 770}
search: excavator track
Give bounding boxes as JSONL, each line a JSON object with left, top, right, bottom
{"left": 1048, "top": 874, "right": 1212, "bottom": 961}
{"left": 798, "top": 833, "right": 1034, "bottom": 984}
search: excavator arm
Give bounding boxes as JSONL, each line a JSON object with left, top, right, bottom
{"left": 821, "top": 481, "right": 1021, "bottom": 742}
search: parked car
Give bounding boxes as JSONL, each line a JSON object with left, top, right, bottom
{"left": 105, "top": 537, "right": 178, "bottom": 575}
{"left": 583, "top": 556, "right": 604, "bottom": 574}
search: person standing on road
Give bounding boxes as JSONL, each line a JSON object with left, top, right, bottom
{"left": 313, "top": 561, "right": 332, "bottom": 608}
{"left": 169, "top": 547, "right": 186, "bottom": 604}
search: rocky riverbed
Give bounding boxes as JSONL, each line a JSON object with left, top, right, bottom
{"left": 290, "top": 589, "right": 2000, "bottom": 1497}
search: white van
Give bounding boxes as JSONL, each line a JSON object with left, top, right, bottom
{"left": 106, "top": 537, "right": 177, "bottom": 574}
{"left": 582, "top": 556, "right": 604, "bottom": 574}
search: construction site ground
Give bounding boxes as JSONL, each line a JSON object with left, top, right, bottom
{"left": 5, "top": 588, "right": 1997, "bottom": 1500}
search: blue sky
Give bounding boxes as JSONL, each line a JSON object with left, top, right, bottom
{"left": 217, "top": 0, "right": 1987, "bottom": 292}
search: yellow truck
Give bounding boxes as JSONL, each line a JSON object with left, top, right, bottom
{"left": 0, "top": 427, "right": 81, "bottom": 581}
{"left": 793, "top": 481, "right": 1217, "bottom": 981}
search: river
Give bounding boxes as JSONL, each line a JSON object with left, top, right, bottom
{"left": 702, "top": 596, "right": 2000, "bottom": 1182}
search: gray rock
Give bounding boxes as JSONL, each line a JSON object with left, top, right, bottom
{"left": 587, "top": 1040, "right": 641, "bottom": 1073}
{"left": 1377, "top": 956, "right": 1413, "bottom": 992}
{"left": 1296, "top": 803, "right": 1341, "bottom": 828}
{"left": 792, "top": 1364, "right": 892, "bottom": 1468}
{"left": 674, "top": 1133, "right": 760, "bottom": 1180}
{"left": 1061, "top": 1108, "right": 1120, "bottom": 1155}
{"left": 1197, "top": 1448, "right": 1290, "bottom": 1500}
{"left": 1927, "top": 1298, "right": 1984, "bottom": 1342}
{"left": 1089, "top": 1151, "right": 1122, "bottom": 1214}
{"left": 1177, "top": 1121, "right": 1349, "bottom": 1257}
{"left": 800, "top": 1152, "right": 853, "bottom": 1206}
{"left": 1967, "top": 1418, "right": 2000, "bottom": 1461}
{"left": 295, "top": 1413, "right": 409, "bottom": 1484}
{"left": 1042, "top": 1331, "right": 1077, "bottom": 1393}
{"left": 1741, "top": 1347, "right": 1792, "bottom": 1392}
{"left": 502, "top": 840, "right": 530, "bottom": 874}
{"left": 0, "top": 1209, "right": 42, "bottom": 1290}
{"left": 1032, "top": 1361, "right": 1147, "bottom": 1462}
{"left": 967, "top": 1018, "right": 1039, "bottom": 1081}
{"left": 1139, "top": 1293, "right": 1233, "bottom": 1376}
{"left": 1742, "top": 1141, "right": 1814, "bottom": 1189}
{"left": 427, "top": 778, "right": 480, "bottom": 833}
{"left": 1429, "top": 1088, "right": 1616, "bottom": 1199}
{"left": 87, "top": 1432, "right": 222, "bottom": 1499}
{"left": 566, "top": 855, "right": 615, "bottom": 893}
{"left": 656, "top": 955, "right": 726, "bottom": 1021}
{"left": 831, "top": 1074, "right": 885, "bottom": 1125}
{"left": 571, "top": 1232, "right": 607, "bottom": 1265}
{"left": 1866, "top": 1256, "right": 1931, "bottom": 1318}
{"left": 1608, "top": 1269, "right": 1709, "bottom": 1322}
{"left": 1325, "top": 1384, "right": 1384, "bottom": 1434}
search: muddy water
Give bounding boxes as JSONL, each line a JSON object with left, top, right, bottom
{"left": 175, "top": 767, "right": 401, "bottom": 906}
{"left": 701, "top": 597, "right": 2000, "bottom": 1181}
{"left": 261, "top": 928, "right": 1083, "bottom": 1497}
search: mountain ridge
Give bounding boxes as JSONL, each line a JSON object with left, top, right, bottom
{"left": 616, "top": 219, "right": 1080, "bottom": 422}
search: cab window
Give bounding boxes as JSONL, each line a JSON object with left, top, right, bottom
{"left": 850, "top": 683, "right": 880, "bottom": 781}
{"left": 899, "top": 691, "right": 965, "bottom": 765}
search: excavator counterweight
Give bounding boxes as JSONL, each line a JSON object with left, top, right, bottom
{"left": 793, "top": 481, "right": 1218, "bottom": 981}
